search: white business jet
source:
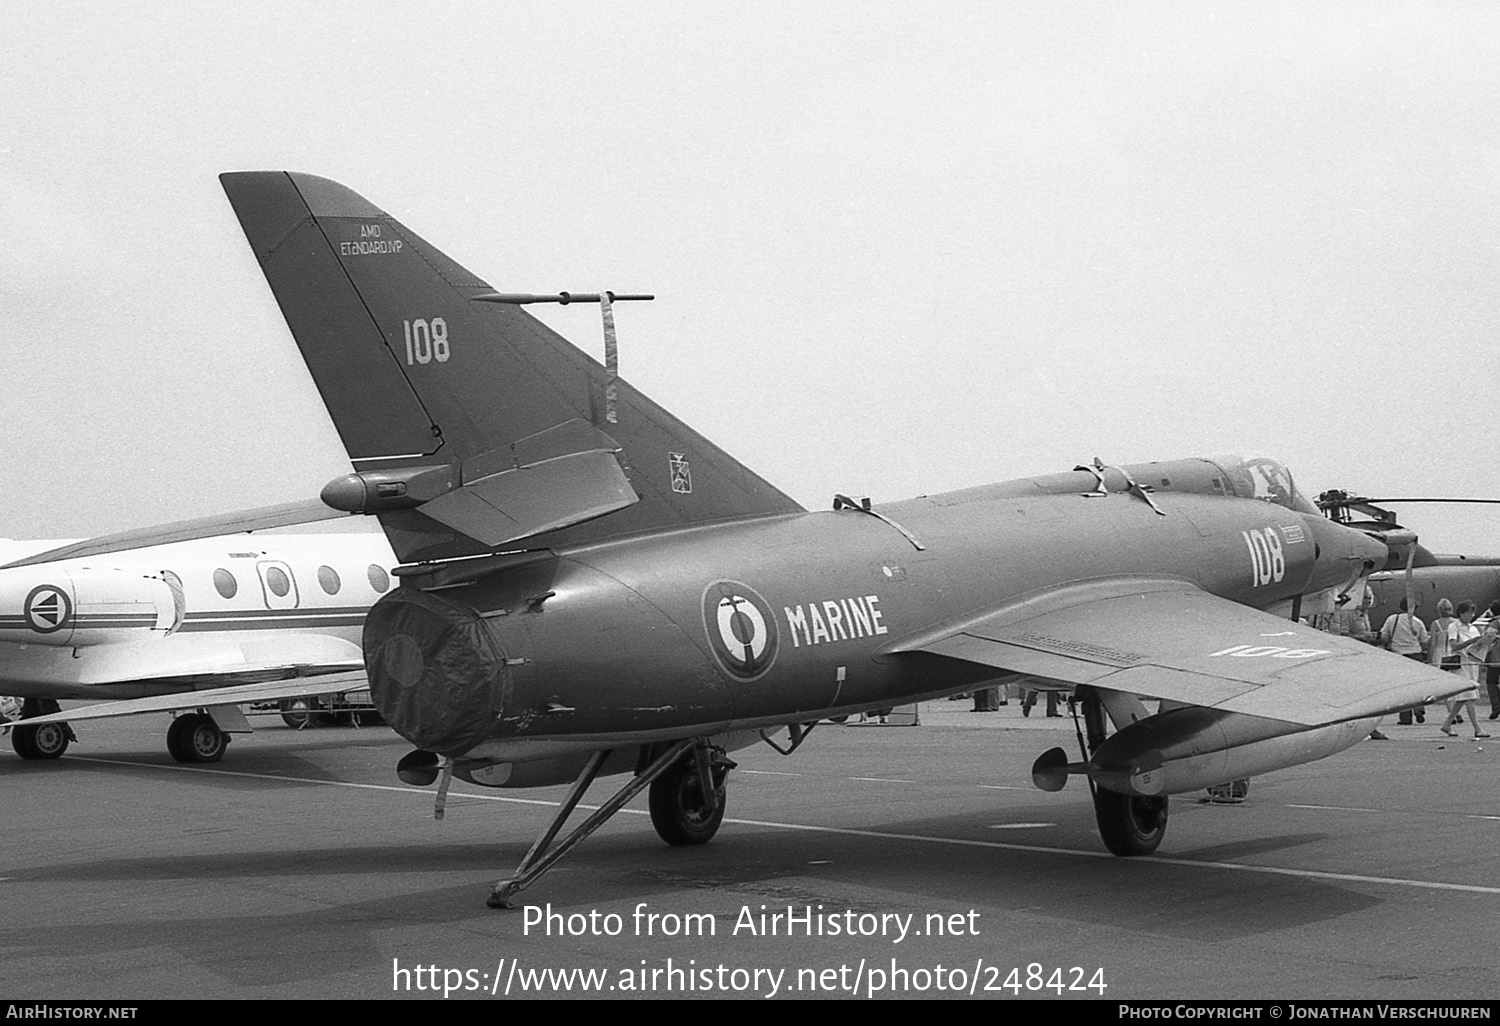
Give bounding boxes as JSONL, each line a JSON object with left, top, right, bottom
{"left": 0, "top": 522, "right": 395, "bottom": 764}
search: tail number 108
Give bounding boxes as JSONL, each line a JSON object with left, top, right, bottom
{"left": 403, "top": 318, "right": 450, "bottom": 365}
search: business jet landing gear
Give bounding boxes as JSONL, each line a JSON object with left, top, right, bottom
{"left": 12, "top": 722, "right": 71, "bottom": 760}
{"left": 11, "top": 698, "right": 74, "bottom": 760}
{"left": 488, "top": 738, "right": 733, "bottom": 908}
{"left": 167, "top": 713, "right": 229, "bottom": 764}
{"left": 280, "top": 699, "right": 317, "bottom": 729}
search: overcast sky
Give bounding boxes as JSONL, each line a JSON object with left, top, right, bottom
{"left": 3, "top": 2, "right": 1498, "bottom": 553}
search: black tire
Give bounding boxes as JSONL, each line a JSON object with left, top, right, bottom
{"left": 165, "top": 719, "right": 186, "bottom": 762}
{"left": 1093, "top": 788, "right": 1168, "bottom": 856}
{"left": 649, "top": 756, "right": 727, "bottom": 846}
{"left": 12, "top": 722, "right": 70, "bottom": 760}
{"left": 168, "top": 714, "right": 229, "bottom": 764}
{"left": 280, "top": 699, "right": 315, "bottom": 729}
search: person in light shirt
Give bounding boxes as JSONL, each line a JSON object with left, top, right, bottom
{"left": 1444, "top": 601, "right": 1492, "bottom": 739}
{"left": 1380, "top": 598, "right": 1430, "bottom": 726}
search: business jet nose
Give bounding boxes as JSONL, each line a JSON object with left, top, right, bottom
{"left": 363, "top": 587, "right": 511, "bottom": 755}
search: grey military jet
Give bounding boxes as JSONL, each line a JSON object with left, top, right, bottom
{"left": 213, "top": 171, "right": 1463, "bottom": 907}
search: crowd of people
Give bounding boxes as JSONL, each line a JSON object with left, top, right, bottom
{"left": 1317, "top": 591, "right": 1498, "bottom": 739}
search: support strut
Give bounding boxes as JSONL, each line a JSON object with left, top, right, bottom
{"left": 487, "top": 738, "right": 697, "bottom": 908}
{"left": 1071, "top": 686, "right": 1109, "bottom": 798}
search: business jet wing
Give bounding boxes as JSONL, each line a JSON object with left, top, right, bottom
{"left": 3, "top": 668, "right": 368, "bottom": 727}
{"left": 1, "top": 499, "right": 349, "bottom": 569}
{"left": 884, "top": 576, "right": 1466, "bottom": 726}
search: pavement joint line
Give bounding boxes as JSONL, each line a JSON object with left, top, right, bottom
{"left": 58, "top": 755, "right": 1500, "bottom": 896}
{"left": 847, "top": 776, "right": 915, "bottom": 783}
{"left": 1285, "top": 804, "right": 1379, "bottom": 812}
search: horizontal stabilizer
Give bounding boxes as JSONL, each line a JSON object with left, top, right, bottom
{"left": 1, "top": 499, "right": 353, "bottom": 569}
{"left": 419, "top": 448, "right": 638, "bottom": 547}
{"left": 316, "top": 419, "right": 640, "bottom": 550}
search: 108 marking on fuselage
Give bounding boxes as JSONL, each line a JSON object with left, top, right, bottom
{"left": 1243, "top": 527, "right": 1286, "bottom": 587}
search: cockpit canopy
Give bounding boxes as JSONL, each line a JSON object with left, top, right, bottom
{"left": 1209, "top": 454, "right": 1320, "bottom": 516}
{"left": 911, "top": 453, "right": 1322, "bottom": 515}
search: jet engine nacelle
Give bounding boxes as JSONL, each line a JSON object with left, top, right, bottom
{"left": 1086, "top": 706, "right": 1378, "bottom": 797}
{"left": 0, "top": 567, "right": 182, "bottom": 648}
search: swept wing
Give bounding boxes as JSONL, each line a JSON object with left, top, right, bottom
{"left": 4, "top": 669, "right": 369, "bottom": 727}
{"left": 884, "top": 576, "right": 1466, "bottom": 726}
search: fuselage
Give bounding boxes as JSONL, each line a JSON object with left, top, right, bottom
{"left": 364, "top": 460, "right": 1387, "bottom": 770}
{"left": 0, "top": 533, "right": 396, "bottom": 699}
{"left": 1366, "top": 560, "right": 1500, "bottom": 629}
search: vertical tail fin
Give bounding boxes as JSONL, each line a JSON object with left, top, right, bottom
{"left": 220, "top": 171, "right": 802, "bottom": 562}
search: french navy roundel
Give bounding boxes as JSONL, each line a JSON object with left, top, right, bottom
{"left": 24, "top": 585, "right": 71, "bottom": 634}
{"left": 701, "top": 581, "right": 778, "bottom": 681}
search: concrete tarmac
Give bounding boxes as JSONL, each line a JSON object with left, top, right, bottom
{"left": 2, "top": 701, "right": 1496, "bottom": 1001}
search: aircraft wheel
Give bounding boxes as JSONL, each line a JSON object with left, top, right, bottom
{"left": 649, "top": 755, "right": 727, "bottom": 846}
{"left": 280, "top": 699, "right": 315, "bottom": 730}
{"left": 168, "top": 714, "right": 229, "bottom": 764}
{"left": 1093, "top": 788, "right": 1168, "bottom": 856}
{"left": 12, "top": 722, "right": 70, "bottom": 760}
{"left": 165, "top": 719, "right": 186, "bottom": 762}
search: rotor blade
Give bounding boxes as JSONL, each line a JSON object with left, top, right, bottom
{"left": 1363, "top": 498, "right": 1500, "bottom": 505}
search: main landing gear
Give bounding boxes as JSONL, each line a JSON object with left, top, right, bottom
{"left": 1091, "top": 788, "right": 1169, "bottom": 857}
{"left": 280, "top": 699, "right": 319, "bottom": 730}
{"left": 6, "top": 700, "right": 232, "bottom": 764}
{"left": 10, "top": 699, "right": 75, "bottom": 760}
{"left": 1033, "top": 685, "right": 1168, "bottom": 857}
{"left": 166, "top": 713, "right": 229, "bottom": 764}
{"left": 649, "top": 743, "right": 729, "bottom": 846}
{"left": 487, "top": 738, "right": 734, "bottom": 909}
